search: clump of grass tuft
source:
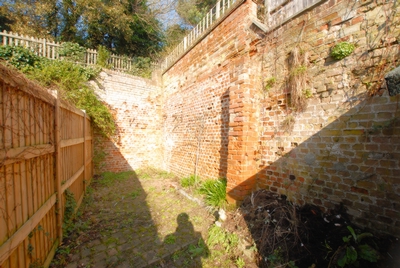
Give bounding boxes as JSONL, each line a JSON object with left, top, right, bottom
{"left": 198, "top": 178, "right": 227, "bottom": 208}
{"left": 181, "top": 175, "right": 199, "bottom": 188}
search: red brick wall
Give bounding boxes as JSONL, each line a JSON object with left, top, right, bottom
{"left": 252, "top": 0, "right": 400, "bottom": 234}
{"left": 92, "top": 70, "right": 163, "bottom": 173}
{"left": 162, "top": 0, "right": 400, "bottom": 235}
{"left": 162, "top": 1, "right": 260, "bottom": 200}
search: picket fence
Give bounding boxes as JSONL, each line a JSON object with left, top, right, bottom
{"left": 0, "top": 30, "right": 136, "bottom": 73}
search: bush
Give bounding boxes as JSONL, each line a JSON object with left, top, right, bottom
{"left": 97, "top": 45, "right": 111, "bottom": 68}
{"left": 59, "top": 42, "right": 86, "bottom": 63}
{"left": 0, "top": 45, "right": 40, "bottom": 70}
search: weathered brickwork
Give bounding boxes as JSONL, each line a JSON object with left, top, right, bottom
{"left": 252, "top": 0, "right": 400, "bottom": 234}
{"left": 96, "top": 0, "right": 400, "bottom": 235}
{"left": 92, "top": 70, "right": 163, "bottom": 173}
{"left": 162, "top": 1, "right": 260, "bottom": 201}
{"left": 162, "top": 0, "right": 400, "bottom": 235}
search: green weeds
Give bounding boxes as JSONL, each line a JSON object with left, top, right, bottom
{"left": 181, "top": 175, "right": 200, "bottom": 188}
{"left": 198, "top": 179, "right": 227, "bottom": 208}
{"left": 207, "top": 225, "right": 238, "bottom": 253}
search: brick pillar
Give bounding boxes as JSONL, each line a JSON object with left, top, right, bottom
{"left": 225, "top": 0, "right": 259, "bottom": 204}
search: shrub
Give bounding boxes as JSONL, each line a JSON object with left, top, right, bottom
{"left": 59, "top": 42, "right": 86, "bottom": 63}
{"left": 97, "top": 45, "right": 111, "bottom": 68}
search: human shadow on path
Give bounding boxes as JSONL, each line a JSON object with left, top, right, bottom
{"left": 160, "top": 213, "right": 209, "bottom": 267}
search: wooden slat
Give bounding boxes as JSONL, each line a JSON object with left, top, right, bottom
{"left": 60, "top": 138, "right": 84, "bottom": 149}
{"left": 54, "top": 96, "right": 63, "bottom": 244}
{"left": 61, "top": 166, "right": 84, "bottom": 194}
{"left": 0, "top": 194, "right": 56, "bottom": 265}
{"left": 60, "top": 102, "right": 85, "bottom": 117}
{"left": 0, "top": 65, "right": 56, "bottom": 105}
{"left": 0, "top": 144, "right": 54, "bottom": 166}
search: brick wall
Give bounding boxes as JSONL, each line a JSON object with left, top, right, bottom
{"left": 162, "top": 1, "right": 260, "bottom": 198}
{"left": 251, "top": 0, "right": 400, "bottom": 234}
{"left": 91, "top": 70, "right": 163, "bottom": 173}
{"left": 95, "top": 0, "right": 400, "bottom": 235}
{"left": 162, "top": 0, "right": 400, "bottom": 235}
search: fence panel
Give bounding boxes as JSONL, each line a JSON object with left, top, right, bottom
{"left": 0, "top": 64, "right": 93, "bottom": 267}
{"left": 0, "top": 31, "right": 138, "bottom": 74}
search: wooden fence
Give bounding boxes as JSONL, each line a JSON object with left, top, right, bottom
{"left": 0, "top": 64, "right": 93, "bottom": 268}
{"left": 0, "top": 30, "right": 138, "bottom": 73}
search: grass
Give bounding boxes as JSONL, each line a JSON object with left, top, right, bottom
{"left": 99, "top": 171, "right": 136, "bottom": 186}
{"left": 198, "top": 178, "right": 227, "bottom": 208}
{"left": 180, "top": 175, "right": 200, "bottom": 188}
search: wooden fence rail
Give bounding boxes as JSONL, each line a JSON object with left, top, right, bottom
{"left": 0, "top": 30, "right": 137, "bottom": 74}
{"left": 0, "top": 64, "right": 93, "bottom": 268}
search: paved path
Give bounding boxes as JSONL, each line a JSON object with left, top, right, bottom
{"left": 52, "top": 169, "right": 214, "bottom": 268}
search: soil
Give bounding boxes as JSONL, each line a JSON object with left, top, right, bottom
{"left": 221, "top": 189, "right": 400, "bottom": 268}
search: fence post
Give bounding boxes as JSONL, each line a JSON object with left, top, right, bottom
{"left": 216, "top": 1, "right": 221, "bottom": 19}
{"left": 83, "top": 111, "right": 87, "bottom": 192}
{"left": 43, "top": 38, "right": 46, "bottom": 58}
{"left": 55, "top": 92, "right": 63, "bottom": 243}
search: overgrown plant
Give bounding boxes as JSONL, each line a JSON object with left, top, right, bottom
{"left": 0, "top": 45, "right": 115, "bottom": 137}
{"left": 288, "top": 47, "right": 309, "bottom": 111}
{"left": 59, "top": 42, "right": 86, "bottom": 63}
{"left": 97, "top": 45, "right": 111, "bottom": 68}
{"left": 330, "top": 42, "right": 355, "bottom": 60}
{"left": 329, "top": 226, "right": 380, "bottom": 267}
{"left": 198, "top": 178, "right": 227, "bottom": 208}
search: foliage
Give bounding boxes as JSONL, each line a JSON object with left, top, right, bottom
{"left": 129, "top": 56, "right": 153, "bottom": 79}
{"left": 198, "top": 178, "right": 227, "bottom": 208}
{"left": 176, "top": 0, "right": 218, "bottom": 26}
{"left": 236, "top": 257, "right": 245, "bottom": 268}
{"left": 188, "top": 239, "right": 208, "bottom": 258}
{"left": 164, "top": 234, "right": 177, "bottom": 244}
{"left": 3, "top": 0, "right": 164, "bottom": 57}
{"left": 0, "top": 6, "right": 12, "bottom": 32}
{"left": 63, "top": 189, "right": 77, "bottom": 235}
{"left": 97, "top": 45, "right": 111, "bottom": 68}
{"left": 0, "top": 45, "right": 40, "bottom": 70}
{"left": 264, "top": 77, "right": 276, "bottom": 92}
{"left": 207, "top": 224, "right": 239, "bottom": 253}
{"left": 59, "top": 42, "right": 86, "bottom": 62}
{"left": 331, "top": 226, "right": 380, "bottom": 267}
{"left": 303, "top": 88, "right": 313, "bottom": 99}
{"left": 181, "top": 175, "right": 200, "bottom": 188}
{"left": 330, "top": 42, "right": 355, "bottom": 60}
{"left": 164, "top": 24, "right": 190, "bottom": 51}
{"left": 0, "top": 45, "right": 115, "bottom": 137}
